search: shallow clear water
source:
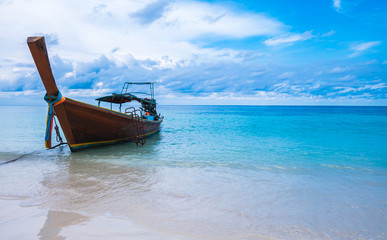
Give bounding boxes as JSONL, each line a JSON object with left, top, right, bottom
{"left": 0, "top": 105, "right": 386, "bottom": 239}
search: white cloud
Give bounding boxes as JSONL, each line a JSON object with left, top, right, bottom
{"left": 0, "top": 0, "right": 288, "bottom": 96}
{"left": 351, "top": 41, "right": 381, "bottom": 52}
{"left": 334, "top": 83, "right": 387, "bottom": 94}
{"left": 67, "top": 88, "right": 113, "bottom": 97}
{"left": 263, "top": 31, "right": 313, "bottom": 46}
{"left": 334, "top": 87, "right": 356, "bottom": 94}
{"left": 0, "top": 0, "right": 285, "bottom": 64}
{"left": 337, "top": 74, "right": 356, "bottom": 81}
{"left": 1, "top": 51, "right": 386, "bottom": 105}
{"left": 322, "top": 30, "right": 335, "bottom": 37}
{"left": 349, "top": 41, "right": 381, "bottom": 57}
{"left": 65, "top": 72, "right": 74, "bottom": 78}
{"left": 130, "top": 0, "right": 170, "bottom": 25}
{"left": 333, "top": 0, "right": 342, "bottom": 12}
{"left": 364, "top": 59, "right": 377, "bottom": 65}
{"left": 278, "top": 72, "right": 295, "bottom": 79}
{"left": 164, "top": 1, "right": 284, "bottom": 39}
{"left": 329, "top": 66, "right": 350, "bottom": 73}
{"left": 358, "top": 83, "right": 387, "bottom": 91}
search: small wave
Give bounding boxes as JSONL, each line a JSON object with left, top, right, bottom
{"left": 320, "top": 164, "right": 375, "bottom": 172}
{"left": 19, "top": 200, "right": 42, "bottom": 207}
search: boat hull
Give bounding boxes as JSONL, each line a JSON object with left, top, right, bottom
{"left": 54, "top": 98, "right": 162, "bottom": 152}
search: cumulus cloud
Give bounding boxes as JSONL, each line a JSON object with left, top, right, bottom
{"left": 0, "top": 0, "right": 286, "bottom": 97}
{"left": 42, "top": 33, "right": 59, "bottom": 45}
{"left": 0, "top": 0, "right": 285, "bottom": 63}
{"left": 2, "top": 49, "right": 386, "bottom": 105}
{"left": 263, "top": 31, "right": 313, "bottom": 46}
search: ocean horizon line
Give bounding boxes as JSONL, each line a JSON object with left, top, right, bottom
{"left": 1, "top": 103, "right": 387, "bottom": 107}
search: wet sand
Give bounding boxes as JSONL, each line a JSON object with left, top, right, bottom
{"left": 0, "top": 199, "right": 187, "bottom": 240}
{"left": 1, "top": 151, "right": 386, "bottom": 240}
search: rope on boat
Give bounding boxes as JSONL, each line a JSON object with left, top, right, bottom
{"left": 50, "top": 113, "right": 67, "bottom": 149}
{"left": 44, "top": 91, "right": 66, "bottom": 149}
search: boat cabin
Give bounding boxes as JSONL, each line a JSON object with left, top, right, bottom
{"left": 95, "top": 82, "right": 160, "bottom": 121}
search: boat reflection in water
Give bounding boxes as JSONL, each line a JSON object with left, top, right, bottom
{"left": 36, "top": 139, "right": 166, "bottom": 239}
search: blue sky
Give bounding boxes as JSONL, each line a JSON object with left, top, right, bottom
{"left": 0, "top": 0, "right": 386, "bottom": 105}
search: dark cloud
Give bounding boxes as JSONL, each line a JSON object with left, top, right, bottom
{"left": 130, "top": 0, "right": 169, "bottom": 25}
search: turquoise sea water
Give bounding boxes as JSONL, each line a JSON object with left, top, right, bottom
{"left": 0, "top": 105, "right": 386, "bottom": 239}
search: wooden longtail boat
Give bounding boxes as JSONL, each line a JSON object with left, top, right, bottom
{"left": 27, "top": 36, "right": 163, "bottom": 152}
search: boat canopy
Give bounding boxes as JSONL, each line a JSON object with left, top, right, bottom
{"left": 95, "top": 82, "right": 156, "bottom": 105}
{"left": 95, "top": 93, "right": 156, "bottom": 105}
